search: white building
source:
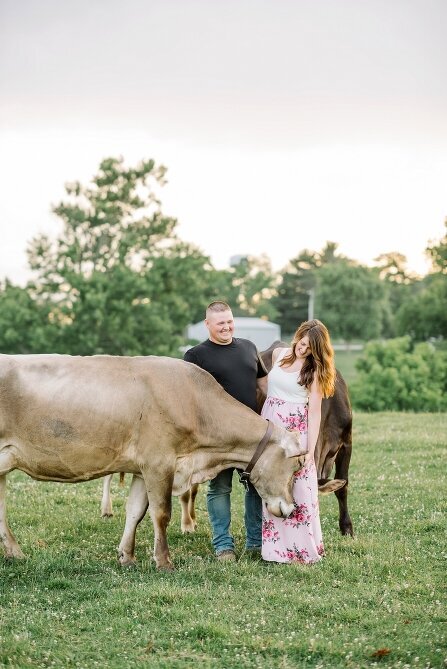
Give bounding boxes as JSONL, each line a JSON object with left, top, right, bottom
{"left": 186, "top": 317, "right": 281, "bottom": 351}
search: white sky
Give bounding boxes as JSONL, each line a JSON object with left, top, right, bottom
{"left": 1, "top": 0, "right": 446, "bottom": 285}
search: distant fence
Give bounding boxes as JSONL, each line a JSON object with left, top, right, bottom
{"left": 333, "top": 343, "right": 364, "bottom": 351}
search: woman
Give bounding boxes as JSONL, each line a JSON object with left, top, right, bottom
{"left": 261, "top": 319, "right": 336, "bottom": 564}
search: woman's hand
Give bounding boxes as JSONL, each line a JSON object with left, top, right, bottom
{"left": 303, "top": 449, "right": 315, "bottom": 467}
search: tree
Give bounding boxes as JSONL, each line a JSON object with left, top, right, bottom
{"left": 373, "top": 252, "right": 416, "bottom": 338}
{"left": 314, "top": 260, "right": 386, "bottom": 343}
{"left": 272, "top": 250, "right": 318, "bottom": 334}
{"left": 395, "top": 273, "right": 447, "bottom": 341}
{"left": 394, "top": 222, "right": 447, "bottom": 341}
{"left": 29, "top": 158, "right": 174, "bottom": 285}
{"left": 374, "top": 252, "right": 412, "bottom": 284}
{"left": 226, "top": 255, "right": 279, "bottom": 320}
{"left": 426, "top": 219, "right": 447, "bottom": 274}
{"left": 0, "top": 280, "right": 54, "bottom": 353}
{"left": 272, "top": 242, "right": 344, "bottom": 335}
{"left": 27, "top": 157, "right": 215, "bottom": 356}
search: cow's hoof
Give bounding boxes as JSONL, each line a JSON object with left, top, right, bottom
{"left": 5, "top": 551, "right": 25, "bottom": 562}
{"left": 5, "top": 550, "right": 26, "bottom": 560}
{"left": 339, "top": 519, "right": 354, "bottom": 536}
{"left": 101, "top": 512, "right": 114, "bottom": 518}
{"left": 118, "top": 552, "right": 137, "bottom": 567}
{"left": 181, "top": 522, "right": 197, "bottom": 534}
{"left": 157, "top": 563, "right": 175, "bottom": 572}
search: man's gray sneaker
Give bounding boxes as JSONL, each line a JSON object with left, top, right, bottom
{"left": 216, "top": 549, "right": 236, "bottom": 562}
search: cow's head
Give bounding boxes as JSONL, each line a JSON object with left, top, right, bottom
{"left": 249, "top": 426, "right": 307, "bottom": 518}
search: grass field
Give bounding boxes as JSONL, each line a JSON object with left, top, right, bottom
{"left": 1, "top": 413, "right": 446, "bottom": 669}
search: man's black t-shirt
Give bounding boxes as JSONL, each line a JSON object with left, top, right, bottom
{"left": 183, "top": 338, "right": 267, "bottom": 412}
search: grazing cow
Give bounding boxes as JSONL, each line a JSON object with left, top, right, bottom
{"left": 0, "top": 354, "right": 307, "bottom": 569}
{"left": 259, "top": 341, "right": 354, "bottom": 536}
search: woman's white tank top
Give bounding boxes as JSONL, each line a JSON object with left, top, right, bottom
{"left": 267, "top": 348, "right": 309, "bottom": 403}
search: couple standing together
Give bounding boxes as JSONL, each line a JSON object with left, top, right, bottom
{"left": 184, "top": 301, "right": 336, "bottom": 564}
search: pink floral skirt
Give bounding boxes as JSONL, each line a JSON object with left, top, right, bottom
{"left": 261, "top": 396, "right": 324, "bottom": 564}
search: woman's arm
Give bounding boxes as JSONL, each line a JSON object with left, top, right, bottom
{"left": 271, "top": 347, "right": 282, "bottom": 365}
{"left": 256, "top": 375, "right": 268, "bottom": 395}
{"left": 306, "top": 378, "right": 323, "bottom": 461}
{"left": 257, "top": 347, "right": 283, "bottom": 396}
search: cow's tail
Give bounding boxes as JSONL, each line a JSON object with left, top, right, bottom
{"left": 119, "top": 472, "right": 125, "bottom": 486}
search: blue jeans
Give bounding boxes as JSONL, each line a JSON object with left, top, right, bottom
{"left": 206, "top": 468, "right": 262, "bottom": 554}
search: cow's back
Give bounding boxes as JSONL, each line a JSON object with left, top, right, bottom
{"left": 0, "top": 355, "right": 189, "bottom": 481}
{"left": 1, "top": 354, "right": 149, "bottom": 434}
{"left": 0, "top": 354, "right": 251, "bottom": 482}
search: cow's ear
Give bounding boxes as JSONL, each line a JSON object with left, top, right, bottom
{"left": 318, "top": 479, "right": 346, "bottom": 495}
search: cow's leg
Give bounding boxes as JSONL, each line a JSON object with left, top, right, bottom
{"left": 101, "top": 474, "right": 114, "bottom": 517}
{"left": 118, "top": 475, "right": 148, "bottom": 567}
{"left": 189, "top": 482, "right": 199, "bottom": 527}
{"left": 0, "top": 474, "right": 24, "bottom": 559}
{"left": 180, "top": 489, "right": 194, "bottom": 533}
{"left": 141, "top": 468, "right": 174, "bottom": 571}
{"left": 180, "top": 483, "right": 199, "bottom": 533}
{"left": 334, "top": 442, "right": 354, "bottom": 537}
{"left": 315, "top": 438, "right": 346, "bottom": 495}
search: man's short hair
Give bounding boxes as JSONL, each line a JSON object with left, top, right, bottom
{"left": 206, "top": 301, "right": 231, "bottom": 317}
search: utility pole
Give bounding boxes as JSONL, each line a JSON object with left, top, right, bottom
{"left": 307, "top": 288, "right": 315, "bottom": 321}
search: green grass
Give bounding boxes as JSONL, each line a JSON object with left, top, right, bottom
{"left": 1, "top": 413, "right": 446, "bottom": 668}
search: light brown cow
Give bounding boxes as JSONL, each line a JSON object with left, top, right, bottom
{"left": 0, "top": 354, "right": 307, "bottom": 569}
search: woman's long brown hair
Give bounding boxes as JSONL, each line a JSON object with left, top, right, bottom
{"left": 280, "top": 319, "right": 336, "bottom": 398}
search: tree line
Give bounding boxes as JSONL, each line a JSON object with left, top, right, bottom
{"left": 1, "top": 156, "right": 446, "bottom": 358}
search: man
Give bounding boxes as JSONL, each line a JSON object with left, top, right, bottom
{"left": 184, "top": 301, "right": 268, "bottom": 561}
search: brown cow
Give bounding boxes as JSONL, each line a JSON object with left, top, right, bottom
{"left": 259, "top": 341, "right": 354, "bottom": 536}
{"left": 0, "top": 354, "right": 307, "bottom": 569}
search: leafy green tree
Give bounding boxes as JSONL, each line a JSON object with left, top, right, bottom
{"left": 272, "top": 250, "right": 318, "bottom": 334}
{"left": 395, "top": 273, "right": 447, "bottom": 341}
{"left": 0, "top": 280, "right": 55, "bottom": 353}
{"left": 374, "top": 252, "right": 413, "bottom": 284}
{"left": 272, "top": 243, "right": 344, "bottom": 335}
{"left": 351, "top": 336, "right": 447, "bottom": 411}
{"left": 373, "top": 252, "right": 416, "bottom": 337}
{"left": 184, "top": 255, "right": 280, "bottom": 323}
{"left": 226, "top": 255, "right": 279, "bottom": 320}
{"left": 28, "top": 157, "right": 177, "bottom": 293}
{"left": 27, "top": 157, "right": 215, "bottom": 356}
{"left": 394, "top": 224, "right": 447, "bottom": 341}
{"left": 426, "top": 219, "right": 447, "bottom": 273}
{"left": 315, "top": 260, "right": 386, "bottom": 343}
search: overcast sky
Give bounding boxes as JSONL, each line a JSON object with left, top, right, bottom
{"left": 1, "top": 0, "right": 446, "bottom": 284}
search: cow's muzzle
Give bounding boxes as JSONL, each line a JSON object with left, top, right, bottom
{"left": 266, "top": 499, "right": 295, "bottom": 518}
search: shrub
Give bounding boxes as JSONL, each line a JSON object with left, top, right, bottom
{"left": 350, "top": 336, "right": 447, "bottom": 411}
